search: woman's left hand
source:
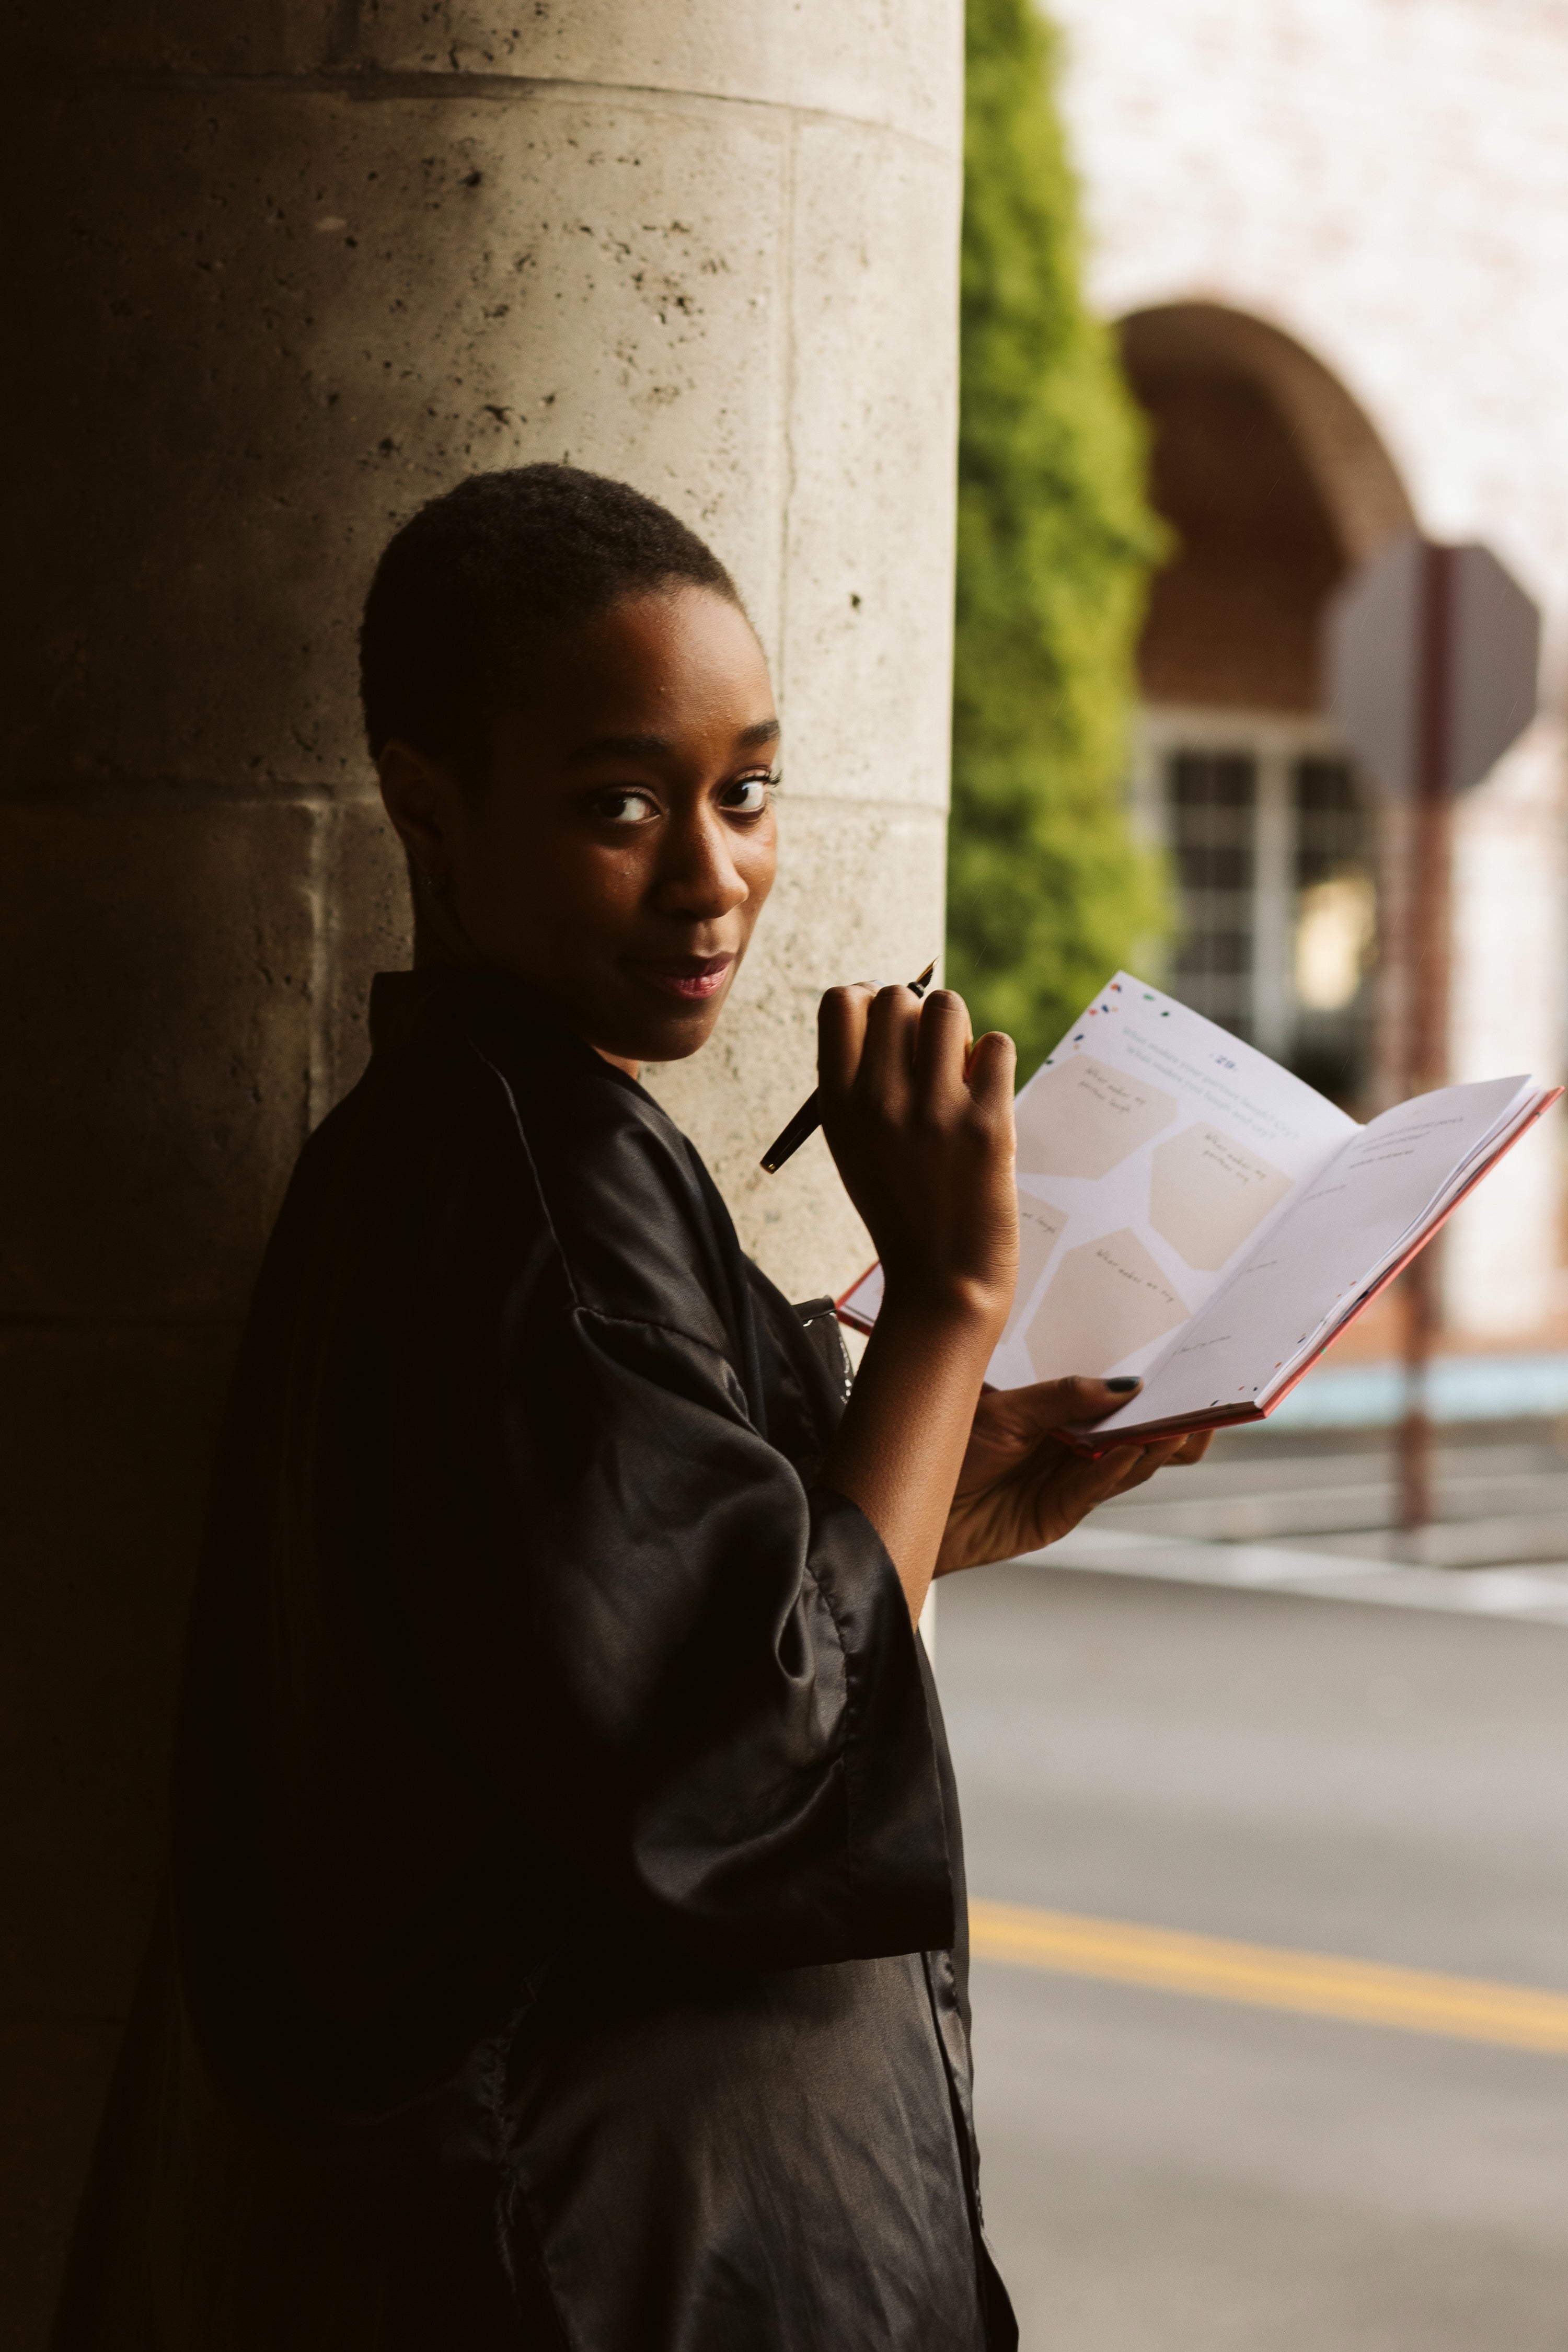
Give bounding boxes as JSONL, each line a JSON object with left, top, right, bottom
{"left": 935, "top": 1378, "right": 1212, "bottom": 1578}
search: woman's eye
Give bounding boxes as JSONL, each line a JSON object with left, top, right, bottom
{"left": 593, "top": 789, "right": 659, "bottom": 825}
{"left": 722, "top": 771, "right": 778, "bottom": 816}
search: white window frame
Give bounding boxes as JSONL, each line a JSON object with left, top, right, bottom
{"left": 1131, "top": 704, "right": 1358, "bottom": 1064}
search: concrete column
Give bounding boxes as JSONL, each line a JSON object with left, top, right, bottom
{"left": 2, "top": 5, "right": 963, "bottom": 2332}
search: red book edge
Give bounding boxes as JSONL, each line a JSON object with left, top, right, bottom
{"left": 835, "top": 1277, "right": 882, "bottom": 1339}
{"left": 835, "top": 1086, "right": 1564, "bottom": 1456}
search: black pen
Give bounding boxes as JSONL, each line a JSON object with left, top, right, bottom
{"left": 759, "top": 960, "right": 939, "bottom": 1174}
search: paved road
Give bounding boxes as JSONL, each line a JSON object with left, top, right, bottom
{"left": 937, "top": 1517, "right": 1568, "bottom": 2350}
{"left": 1092, "top": 1422, "right": 1568, "bottom": 1566}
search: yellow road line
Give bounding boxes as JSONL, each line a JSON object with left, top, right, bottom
{"left": 969, "top": 1899, "right": 1568, "bottom": 2054}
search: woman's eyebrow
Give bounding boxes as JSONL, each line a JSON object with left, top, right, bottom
{"left": 564, "top": 716, "right": 780, "bottom": 766}
{"left": 564, "top": 731, "right": 672, "bottom": 766}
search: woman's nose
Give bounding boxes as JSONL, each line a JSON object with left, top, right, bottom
{"left": 653, "top": 811, "right": 748, "bottom": 920}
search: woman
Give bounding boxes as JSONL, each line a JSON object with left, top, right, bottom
{"left": 53, "top": 465, "right": 1205, "bottom": 2351}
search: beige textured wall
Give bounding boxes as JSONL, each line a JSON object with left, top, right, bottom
{"left": 1, "top": 5, "right": 962, "bottom": 2333}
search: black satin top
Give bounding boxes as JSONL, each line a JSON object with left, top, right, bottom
{"left": 51, "top": 972, "right": 1017, "bottom": 2352}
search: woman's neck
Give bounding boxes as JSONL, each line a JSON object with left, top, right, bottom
{"left": 410, "top": 920, "right": 640, "bottom": 1081}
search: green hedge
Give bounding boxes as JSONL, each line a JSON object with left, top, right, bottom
{"left": 949, "top": 0, "right": 1169, "bottom": 1073}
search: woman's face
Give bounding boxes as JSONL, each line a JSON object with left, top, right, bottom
{"left": 381, "top": 586, "right": 779, "bottom": 1071}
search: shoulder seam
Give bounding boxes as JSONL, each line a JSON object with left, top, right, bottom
{"left": 572, "top": 1303, "right": 755, "bottom": 1419}
{"left": 451, "top": 1035, "right": 584, "bottom": 1315}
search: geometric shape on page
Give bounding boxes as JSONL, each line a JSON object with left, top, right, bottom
{"left": 1000, "top": 1197, "right": 1068, "bottom": 1345}
{"left": 1022, "top": 1228, "right": 1190, "bottom": 1381}
{"left": 1149, "top": 1124, "right": 1294, "bottom": 1272}
{"left": 1016, "top": 1056, "right": 1180, "bottom": 1180}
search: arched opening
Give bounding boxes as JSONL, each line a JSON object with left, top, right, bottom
{"left": 1119, "top": 302, "right": 1415, "bottom": 1103}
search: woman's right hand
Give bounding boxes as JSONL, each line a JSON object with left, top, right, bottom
{"left": 817, "top": 983, "right": 1019, "bottom": 1335}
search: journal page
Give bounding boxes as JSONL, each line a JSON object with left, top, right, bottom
{"left": 984, "top": 976, "right": 1357, "bottom": 1391}
{"left": 1090, "top": 1075, "right": 1536, "bottom": 1433}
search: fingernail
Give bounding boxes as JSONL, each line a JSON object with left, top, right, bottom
{"left": 1105, "top": 1377, "right": 1142, "bottom": 1392}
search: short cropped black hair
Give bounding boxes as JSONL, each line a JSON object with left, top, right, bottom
{"left": 359, "top": 464, "right": 742, "bottom": 776}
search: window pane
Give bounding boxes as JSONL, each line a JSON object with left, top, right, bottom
{"left": 1289, "top": 755, "right": 1373, "bottom": 1101}
{"left": 1165, "top": 751, "right": 1257, "bottom": 1040}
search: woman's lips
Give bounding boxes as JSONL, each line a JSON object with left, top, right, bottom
{"left": 623, "top": 953, "right": 735, "bottom": 1003}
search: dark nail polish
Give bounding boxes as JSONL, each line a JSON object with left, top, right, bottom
{"left": 1105, "top": 1377, "right": 1142, "bottom": 1392}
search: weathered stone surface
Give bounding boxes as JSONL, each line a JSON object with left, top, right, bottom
{"left": 0, "top": 1326, "right": 235, "bottom": 2015}
{"left": 6, "top": 9, "right": 964, "bottom": 2332}
{"left": 358, "top": 0, "right": 964, "bottom": 149}
{"left": 0, "top": 803, "right": 313, "bottom": 1319}
{"left": 15, "top": 0, "right": 966, "bottom": 141}
{"left": 781, "top": 123, "right": 962, "bottom": 812}
{"left": 8, "top": 85, "right": 791, "bottom": 791}
{"left": 0, "top": 1325, "right": 231, "bottom": 2341}
{"left": 320, "top": 797, "right": 414, "bottom": 1109}
{"left": 14, "top": 0, "right": 340, "bottom": 74}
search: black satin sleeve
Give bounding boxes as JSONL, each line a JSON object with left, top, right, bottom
{"left": 395, "top": 1031, "right": 955, "bottom": 1976}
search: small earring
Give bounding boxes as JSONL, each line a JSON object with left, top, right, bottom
{"left": 417, "top": 864, "right": 447, "bottom": 900}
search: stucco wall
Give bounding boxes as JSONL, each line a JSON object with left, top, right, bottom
{"left": 1, "top": 6, "right": 963, "bottom": 2332}
{"left": 1047, "top": 0, "right": 1568, "bottom": 1331}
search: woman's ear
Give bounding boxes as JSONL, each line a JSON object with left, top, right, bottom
{"left": 378, "top": 739, "right": 462, "bottom": 895}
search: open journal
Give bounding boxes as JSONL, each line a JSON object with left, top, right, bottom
{"left": 836, "top": 974, "right": 1560, "bottom": 1450}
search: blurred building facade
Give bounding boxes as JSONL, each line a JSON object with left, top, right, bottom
{"left": 1050, "top": 0, "right": 1568, "bottom": 1334}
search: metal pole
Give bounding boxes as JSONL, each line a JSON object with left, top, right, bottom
{"left": 1397, "top": 541, "right": 1454, "bottom": 1538}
